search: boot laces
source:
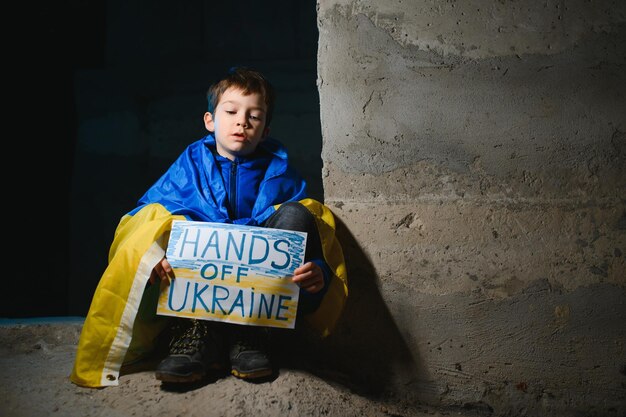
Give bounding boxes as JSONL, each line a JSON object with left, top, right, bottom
{"left": 169, "top": 320, "right": 210, "bottom": 355}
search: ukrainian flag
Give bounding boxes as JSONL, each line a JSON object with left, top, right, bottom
{"left": 70, "top": 135, "right": 348, "bottom": 388}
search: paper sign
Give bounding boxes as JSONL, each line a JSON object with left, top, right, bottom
{"left": 156, "top": 220, "right": 307, "bottom": 329}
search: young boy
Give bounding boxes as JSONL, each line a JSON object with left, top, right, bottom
{"left": 70, "top": 67, "right": 348, "bottom": 388}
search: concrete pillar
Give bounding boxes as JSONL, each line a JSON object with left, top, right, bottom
{"left": 317, "top": 1, "right": 626, "bottom": 415}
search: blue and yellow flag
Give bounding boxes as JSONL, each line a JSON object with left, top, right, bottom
{"left": 70, "top": 135, "right": 347, "bottom": 388}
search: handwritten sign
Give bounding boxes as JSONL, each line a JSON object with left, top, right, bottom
{"left": 156, "top": 220, "right": 307, "bottom": 329}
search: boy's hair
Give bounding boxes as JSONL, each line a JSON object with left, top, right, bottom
{"left": 207, "top": 67, "right": 276, "bottom": 127}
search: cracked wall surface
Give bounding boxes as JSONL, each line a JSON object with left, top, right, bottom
{"left": 317, "top": 1, "right": 626, "bottom": 415}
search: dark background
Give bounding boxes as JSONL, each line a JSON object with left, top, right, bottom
{"left": 4, "top": 0, "right": 322, "bottom": 318}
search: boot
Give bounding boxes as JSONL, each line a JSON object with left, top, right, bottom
{"left": 228, "top": 325, "right": 273, "bottom": 379}
{"left": 155, "top": 319, "right": 225, "bottom": 383}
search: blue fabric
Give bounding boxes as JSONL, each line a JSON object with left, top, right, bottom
{"left": 214, "top": 152, "right": 271, "bottom": 220}
{"left": 129, "top": 133, "right": 307, "bottom": 225}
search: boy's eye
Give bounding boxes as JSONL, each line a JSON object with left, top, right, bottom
{"left": 249, "top": 115, "right": 260, "bottom": 120}
{"left": 225, "top": 110, "right": 236, "bottom": 115}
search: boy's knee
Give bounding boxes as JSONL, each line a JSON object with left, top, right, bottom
{"left": 265, "top": 201, "right": 315, "bottom": 231}
{"left": 274, "top": 201, "right": 309, "bottom": 217}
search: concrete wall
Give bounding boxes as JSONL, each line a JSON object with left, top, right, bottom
{"left": 316, "top": 1, "right": 626, "bottom": 415}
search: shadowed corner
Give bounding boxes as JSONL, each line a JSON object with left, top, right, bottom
{"left": 272, "top": 214, "right": 430, "bottom": 399}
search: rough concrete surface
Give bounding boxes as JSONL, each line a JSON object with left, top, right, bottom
{"left": 0, "top": 319, "right": 487, "bottom": 417}
{"left": 316, "top": 0, "right": 625, "bottom": 415}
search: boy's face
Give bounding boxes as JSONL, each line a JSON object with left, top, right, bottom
{"left": 204, "top": 87, "right": 269, "bottom": 160}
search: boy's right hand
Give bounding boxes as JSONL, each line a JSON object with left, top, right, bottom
{"left": 149, "top": 257, "right": 174, "bottom": 285}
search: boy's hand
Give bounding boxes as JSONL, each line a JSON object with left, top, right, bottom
{"left": 292, "top": 261, "right": 324, "bottom": 294}
{"left": 149, "top": 257, "right": 174, "bottom": 285}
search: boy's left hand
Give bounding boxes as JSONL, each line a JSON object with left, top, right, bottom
{"left": 292, "top": 261, "right": 324, "bottom": 294}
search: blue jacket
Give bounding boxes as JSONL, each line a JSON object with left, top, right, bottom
{"left": 130, "top": 133, "right": 308, "bottom": 225}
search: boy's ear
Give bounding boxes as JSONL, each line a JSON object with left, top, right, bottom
{"left": 261, "top": 126, "right": 270, "bottom": 139}
{"left": 204, "top": 112, "right": 215, "bottom": 132}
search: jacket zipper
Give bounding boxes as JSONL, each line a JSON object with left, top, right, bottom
{"left": 229, "top": 159, "right": 238, "bottom": 219}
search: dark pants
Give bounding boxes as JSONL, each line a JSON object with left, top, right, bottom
{"left": 262, "top": 202, "right": 325, "bottom": 316}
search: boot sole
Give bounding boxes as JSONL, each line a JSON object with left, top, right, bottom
{"left": 155, "top": 370, "right": 205, "bottom": 383}
{"left": 231, "top": 367, "right": 273, "bottom": 379}
{"left": 155, "top": 363, "right": 224, "bottom": 383}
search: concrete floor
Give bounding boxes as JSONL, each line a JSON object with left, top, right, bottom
{"left": 0, "top": 318, "right": 484, "bottom": 417}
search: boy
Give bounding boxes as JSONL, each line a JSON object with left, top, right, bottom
{"left": 70, "top": 67, "right": 348, "bottom": 388}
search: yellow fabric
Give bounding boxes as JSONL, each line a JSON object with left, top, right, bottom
{"left": 298, "top": 198, "right": 349, "bottom": 337}
{"left": 70, "top": 199, "right": 348, "bottom": 388}
{"left": 70, "top": 204, "right": 184, "bottom": 387}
